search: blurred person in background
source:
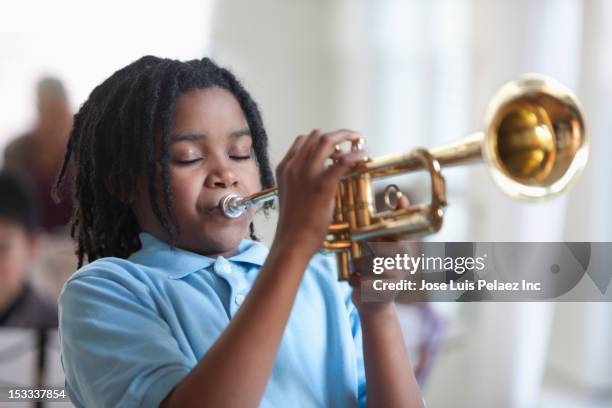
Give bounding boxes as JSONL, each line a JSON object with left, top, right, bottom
{"left": 0, "top": 172, "right": 57, "bottom": 328}
{"left": 2, "top": 77, "right": 77, "bottom": 301}
{"left": 3, "top": 76, "right": 73, "bottom": 231}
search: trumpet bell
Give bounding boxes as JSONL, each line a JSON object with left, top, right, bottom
{"left": 484, "top": 74, "right": 588, "bottom": 201}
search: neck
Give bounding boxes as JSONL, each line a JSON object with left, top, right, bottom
{"left": 141, "top": 229, "right": 241, "bottom": 259}
{"left": 196, "top": 246, "right": 239, "bottom": 259}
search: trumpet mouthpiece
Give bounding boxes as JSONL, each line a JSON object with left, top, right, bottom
{"left": 220, "top": 194, "right": 246, "bottom": 218}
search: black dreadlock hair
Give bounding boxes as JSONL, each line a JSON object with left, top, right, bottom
{"left": 53, "top": 56, "right": 275, "bottom": 267}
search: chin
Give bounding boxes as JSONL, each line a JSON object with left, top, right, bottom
{"left": 187, "top": 224, "right": 248, "bottom": 256}
{"left": 175, "top": 214, "right": 252, "bottom": 256}
{"left": 204, "top": 234, "right": 243, "bottom": 254}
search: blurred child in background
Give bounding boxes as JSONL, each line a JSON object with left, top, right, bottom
{"left": 0, "top": 172, "right": 57, "bottom": 328}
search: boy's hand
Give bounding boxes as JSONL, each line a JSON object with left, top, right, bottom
{"left": 349, "top": 195, "right": 412, "bottom": 316}
{"left": 273, "top": 129, "right": 366, "bottom": 256}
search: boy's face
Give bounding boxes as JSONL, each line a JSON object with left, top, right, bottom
{"left": 133, "top": 87, "right": 262, "bottom": 257}
{"left": 0, "top": 219, "right": 35, "bottom": 301}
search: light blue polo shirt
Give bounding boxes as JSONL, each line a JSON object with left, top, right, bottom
{"left": 58, "top": 232, "right": 366, "bottom": 407}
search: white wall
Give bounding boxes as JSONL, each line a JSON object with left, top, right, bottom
{"left": 0, "top": 1, "right": 214, "bottom": 162}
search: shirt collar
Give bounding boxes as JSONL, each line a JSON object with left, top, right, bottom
{"left": 128, "top": 232, "right": 269, "bottom": 279}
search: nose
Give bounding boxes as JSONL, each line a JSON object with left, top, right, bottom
{"left": 204, "top": 158, "right": 239, "bottom": 189}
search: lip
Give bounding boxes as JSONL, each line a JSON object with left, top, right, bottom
{"left": 207, "top": 205, "right": 223, "bottom": 215}
{"left": 206, "top": 205, "right": 244, "bottom": 223}
{"left": 201, "top": 191, "right": 250, "bottom": 218}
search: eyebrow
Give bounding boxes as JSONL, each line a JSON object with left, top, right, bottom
{"left": 229, "top": 129, "right": 251, "bottom": 138}
{"left": 170, "top": 128, "right": 251, "bottom": 143}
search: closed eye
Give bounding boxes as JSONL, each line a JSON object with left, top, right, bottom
{"left": 230, "top": 155, "right": 252, "bottom": 161}
{"left": 174, "top": 158, "right": 203, "bottom": 165}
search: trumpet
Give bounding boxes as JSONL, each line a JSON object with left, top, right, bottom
{"left": 219, "top": 74, "right": 588, "bottom": 281}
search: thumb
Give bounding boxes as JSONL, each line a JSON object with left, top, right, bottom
{"left": 397, "top": 194, "right": 410, "bottom": 209}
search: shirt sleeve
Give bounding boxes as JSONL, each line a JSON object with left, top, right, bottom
{"left": 59, "top": 268, "right": 193, "bottom": 408}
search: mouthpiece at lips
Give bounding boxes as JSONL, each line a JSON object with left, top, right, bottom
{"left": 220, "top": 194, "right": 246, "bottom": 218}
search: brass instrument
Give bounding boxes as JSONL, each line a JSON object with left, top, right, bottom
{"left": 220, "top": 74, "right": 588, "bottom": 280}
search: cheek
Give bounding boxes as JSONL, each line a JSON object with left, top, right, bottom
{"left": 170, "top": 174, "right": 203, "bottom": 210}
{"left": 240, "top": 162, "right": 263, "bottom": 193}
